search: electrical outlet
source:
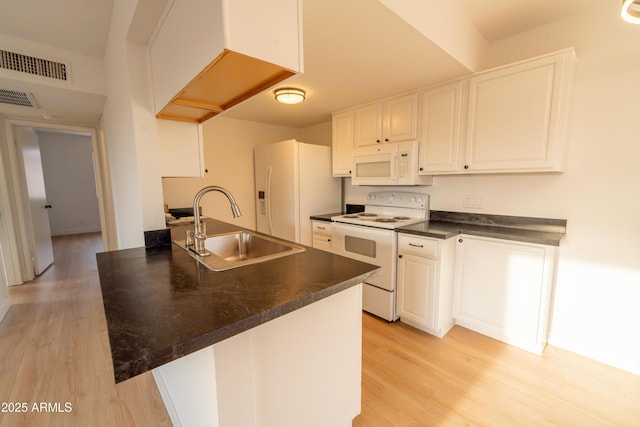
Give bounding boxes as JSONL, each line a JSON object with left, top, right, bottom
{"left": 463, "top": 195, "right": 484, "bottom": 209}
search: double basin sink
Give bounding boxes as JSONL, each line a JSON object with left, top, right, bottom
{"left": 174, "top": 230, "right": 305, "bottom": 271}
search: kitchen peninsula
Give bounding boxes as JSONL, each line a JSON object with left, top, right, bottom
{"left": 97, "top": 219, "right": 379, "bottom": 427}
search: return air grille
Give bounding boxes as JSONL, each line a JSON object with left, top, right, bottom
{"left": 0, "top": 89, "right": 38, "bottom": 107}
{"left": 0, "top": 49, "right": 68, "bottom": 81}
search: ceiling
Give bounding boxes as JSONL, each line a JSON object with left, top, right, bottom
{"left": 0, "top": 0, "right": 608, "bottom": 128}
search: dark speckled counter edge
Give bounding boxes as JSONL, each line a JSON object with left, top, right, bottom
{"left": 398, "top": 211, "right": 567, "bottom": 246}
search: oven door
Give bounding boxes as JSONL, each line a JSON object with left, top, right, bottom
{"left": 331, "top": 222, "right": 396, "bottom": 291}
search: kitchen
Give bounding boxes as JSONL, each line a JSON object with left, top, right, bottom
{"left": 0, "top": 0, "right": 639, "bottom": 426}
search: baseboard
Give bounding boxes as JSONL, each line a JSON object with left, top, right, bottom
{"left": 51, "top": 227, "right": 101, "bottom": 236}
{"left": 548, "top": 333, "right": 640, "bottom": 376}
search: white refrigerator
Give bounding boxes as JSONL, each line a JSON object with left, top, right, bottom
{"left": 255, "top": 139, "right": 341, "bottom": 246}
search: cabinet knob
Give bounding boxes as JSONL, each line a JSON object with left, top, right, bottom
{"left": 398, "top": 254, "right": 403, "bottom": 259}
{"left": 464, "top": 165, "right": 469, "bottom": 170}
{"left": 376, "top": 139, "right": 381, "bottom": 143}
{"left": 384, "top": 138, "right": 389, "bottom": 142}
{"left": 328, "top": 239, "right": 331, "bottom": 242}
{"left": 419, "top": 167, "right": 423, "bottom": 171}
{"left": 458, "top": 238, "right": 463, "bottom": 243}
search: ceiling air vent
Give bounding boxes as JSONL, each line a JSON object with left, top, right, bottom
{"left": 0, "top": 89, "right": 39, "bottom": 108}
{"left": 0, "top": 49, "right": 68, "bottom": 81}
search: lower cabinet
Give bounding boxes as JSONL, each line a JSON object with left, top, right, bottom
{"left": 396, "top": 233, "right": 456, "bottom": 338}
{"left": 453, "top": 235, "right": 557, "bottom": 354}
{"left": 311, "top": 220, "right": 333, "bottom": 252}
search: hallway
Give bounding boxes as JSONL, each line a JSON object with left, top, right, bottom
{"left": 0, "top": 233, "right": 170, "bottom": 427}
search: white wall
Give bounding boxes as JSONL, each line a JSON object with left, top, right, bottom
{"left": 101, "top": 0, "right": 166, "bottom": 249}
{"left": 37, "top": 131, "right": 101, "bottom": 235}
{"left": 162, "top": 117, "right": 303, "bottom": 230}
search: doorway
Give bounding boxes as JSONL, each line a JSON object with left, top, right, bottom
{"left": 0, "top": 119, "right": 115, "bottom": 286}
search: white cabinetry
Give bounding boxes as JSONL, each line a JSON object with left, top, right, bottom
{"left": 311, "top": 220, "right": 333, "bottom": 252}
{"left": 418, "top": 80, "right": 464, "bottom": 174}
{"left": 463, "top": 49, "right": 575, "bottom": 173}
{"left": 354, "top": 93, "right": 418, "bottom": 147}
{"left": 397, "top": 233, "right": 456, "bottom": 338}
{"left": 417, "top": 49, "right": 575, "bottom": 175}
{"left": 149, "top": 0, "right": 302, "bottom": 123}
{"left": 453, "top": 235, "right": 557, "bottom": 354}
{"left": 331, "top": 110, "right": 354, "bottom": 176}
{"left": 157, "top": 119, "right": 204, "bottom": 177}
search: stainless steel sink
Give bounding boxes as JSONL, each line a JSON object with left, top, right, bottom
{"left": 174, "top": 231, "right": 305, "bottom": 271}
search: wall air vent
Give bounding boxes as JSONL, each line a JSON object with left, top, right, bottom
{"left": 0, "top": 89, "right": 39, "bottom": 108}
{"left": 0, "top": 49, "right": 68, "bottom": 81}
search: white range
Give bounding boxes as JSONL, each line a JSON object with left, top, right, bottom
{"left": 331, "top": 191, "right": 429, "bottom": 321}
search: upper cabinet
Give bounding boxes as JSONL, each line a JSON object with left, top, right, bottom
{"left": 333, "top": 48, "right": 576, "bottom": 178}
{"left": 354, "top": 93, "right": 418, "bottom": 147}
{"left": 149, "top": 0, "right": 302, "bottom": 123}
{"left": 332, "top": 110, "right": 354, "bottom": 177}
{"left": 157, "top": 119, "right": 204, "bottom": 177}
{"left": 463, "top": 49, "right": 576, "bottom": 173}
{"left": 418, "top": 80, "right": 464, "bottom": 174}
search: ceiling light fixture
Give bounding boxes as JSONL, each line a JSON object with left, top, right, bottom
{"left": 274, "top": 88, "right": 305, "bottom": 104}
{"left": 622, "top": 0, "right": 640, "bottom": 24}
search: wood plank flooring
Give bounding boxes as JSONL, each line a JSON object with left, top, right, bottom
{"left": 0, "top": 233, "right": 638, "bottom": 426}
{"left": 0, "top": 233, "right": 171, "bottom": 427}
{"left": 354, "top": 314, "right": 640, "bottom": 426}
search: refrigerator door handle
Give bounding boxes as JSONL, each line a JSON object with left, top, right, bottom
{"left": 266, "top": 166, "right": 273, "bottom": 235}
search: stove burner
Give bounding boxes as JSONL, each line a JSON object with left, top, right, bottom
{"left": 375, "top": 218, "right": 397, "bottom": 223}
{"left": 394, "top": 216, "right": 411, "bottom": 220}
{"left": 359, "top": 213, "right": 378, "bottom": 217}
{"left": 343, "top": 214, "right": 361, "bottom": 218}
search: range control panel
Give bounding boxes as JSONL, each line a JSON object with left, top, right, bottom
{"left": 366, "top": 191, "right": 428, "bottom": 209}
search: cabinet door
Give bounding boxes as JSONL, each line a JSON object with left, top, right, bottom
{"left": 418, "top": 81, "right": 463, "bottom": 174}
{"left": 313, "top": 236, "right": 332, "bottom": 252}
{"left": 464, "top": 51, "right": 574, "bottom": 172}
{"left": 157, "top": 119, "right": 204, "bottom": 177}
{"left": 384, "top": 93, "right": 418, "bottom": 143}
{"left": 397, "top": 253, "right": 437, "bottom": 331}
{"left": 454, "top": 235, "right": 553, "bottom": 354}
{"left": 332, "top": 110, "right": 354, "bottom": 176}
{"left": 354, "top": 103, "right": 384, "bottom": 147}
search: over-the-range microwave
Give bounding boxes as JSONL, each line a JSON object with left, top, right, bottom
{"left": 351, "top": 141, "right": 432, "bottom": 186}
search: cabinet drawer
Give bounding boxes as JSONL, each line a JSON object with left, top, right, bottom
{"left": 398, "top": 234, "right": 439, "bottom": 258}
{"left": 312, "top": 222, "right": 332, "bottom": 236}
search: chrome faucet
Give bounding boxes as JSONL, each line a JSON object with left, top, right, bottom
{"left": 190, "top": 186, "right": 242, "bottom": 256}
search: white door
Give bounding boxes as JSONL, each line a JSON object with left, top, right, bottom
{"left": 16, "top": 127, "right": 54, "bottom": 275}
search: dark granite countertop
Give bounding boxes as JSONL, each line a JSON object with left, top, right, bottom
{"left": 97, "top": 219, "right": 379, "bottom": 383}
{"left": 310, "top": 212, "right": 343, "bottom": 222}
{"left": 397, "top": 211, "right": 567, "bottom": 246}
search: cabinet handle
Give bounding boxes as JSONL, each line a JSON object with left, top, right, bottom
{"left": 464, "top": 165, "right": 469, "bottom": 170}
{"left": 317, "top": 226, "right": 325, "bottom": 230}
{"left": 458, "top": 238, "right": 463, "bottom": 243}
{"left": 408, "top": 243, "right": 424, "bottom": 248}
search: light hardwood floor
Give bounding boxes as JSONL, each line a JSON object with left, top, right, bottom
{"left": 354, "top": 314, "right": 640, "bottom": 426}
{"left": 0, "top": 233, "right": 171, "bottom": 427}
{"left": 0, "top": 233, "right": 638, "bottom": 426}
